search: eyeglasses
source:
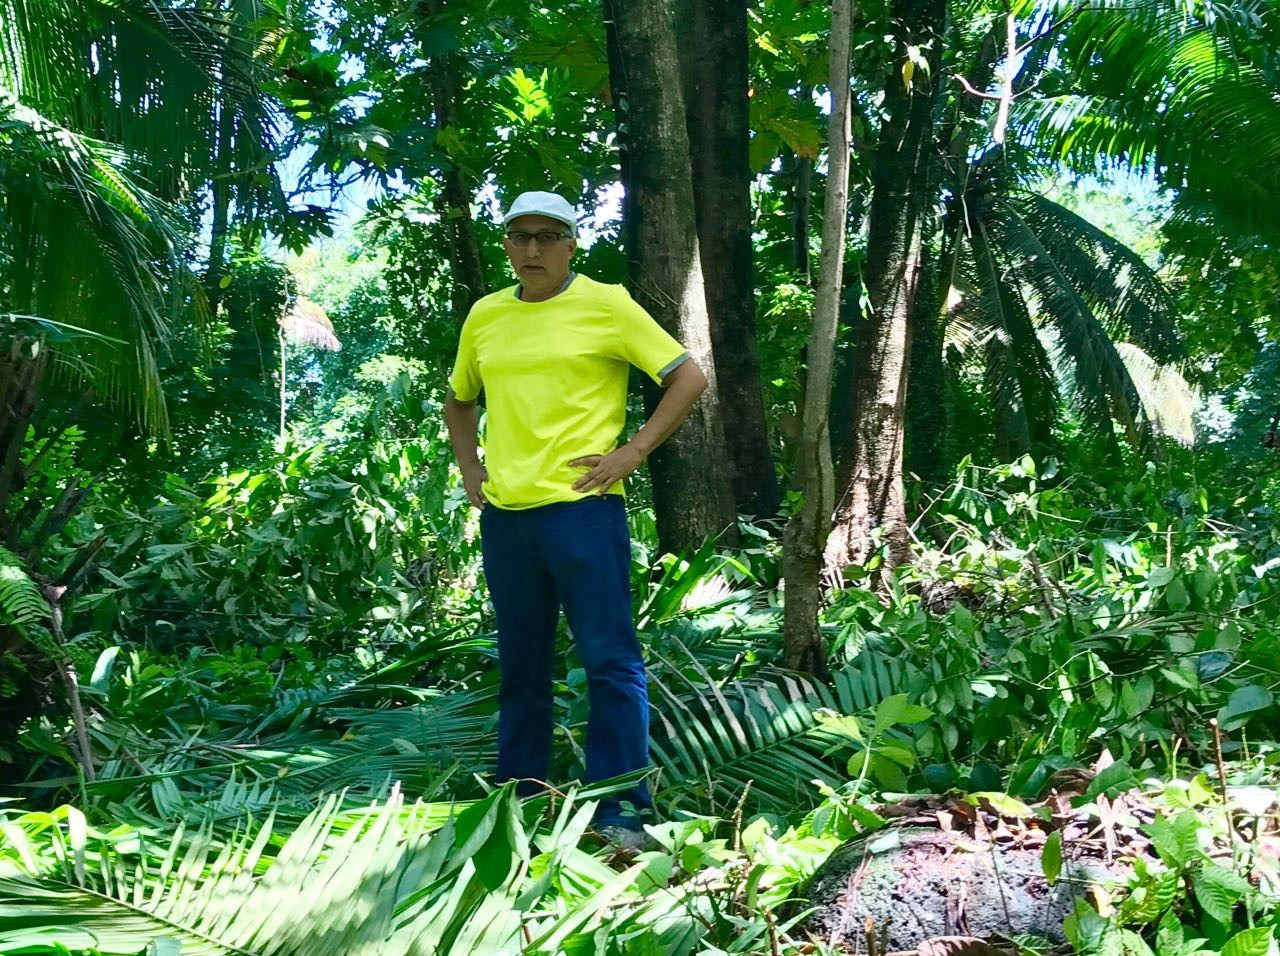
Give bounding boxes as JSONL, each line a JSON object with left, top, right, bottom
{"left": 504, "top": 230, "right": 571, "bottom": 247}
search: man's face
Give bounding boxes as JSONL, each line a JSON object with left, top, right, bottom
{"left": 503, "top": 214, "right": 576, "bottom": 295}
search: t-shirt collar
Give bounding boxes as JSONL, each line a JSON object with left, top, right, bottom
{"left": 515, "top": 271, "right": 577, "bottom": 301}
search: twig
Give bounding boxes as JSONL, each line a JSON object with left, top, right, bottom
{"left": 55, "top": 658, "right": 95, "bottom": 783}
{"left": 951, "top": 73, "right": 1002, "bottom": 100}
{"left": 865, "top": 915, "right": 880, "bottom": 956}
{"left": 766, "top": 905, "right": 782, "bottom": 956}
{"left": 1209, "top": 719, "right": 1238, "bottom": 853}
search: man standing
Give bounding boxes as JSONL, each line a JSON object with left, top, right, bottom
{"left": 444, "top": 190, "right": 709, "bottom": 846}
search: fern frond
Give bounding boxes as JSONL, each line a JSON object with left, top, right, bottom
{"left": 0, "top": 545, "right": 49, "bottom": 633}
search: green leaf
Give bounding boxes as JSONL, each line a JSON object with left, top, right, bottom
{"left": 218, "top": 275, "right": 232, "bottom": 289}
{"left": 923, "top": 763, "right": 957, "bottom": 792}
{"left": 870, "top": 753, "right": 909, "bottom": 792}
{"left": 873, "top": 694, "right": 932, "bottom": 734}
{"left": 1084, "top": 758, "right": 1138, "bottom": 799}
{"left": 1146, "top": 809, "right": 1202, "bottom": 868}
{"left": 969, "top": 760, "right": 1003, "bottom": 792}
{"left": 1166, "top": 575, "right": 1189, "bottom": 610}
{"left": 1042, "top": 830, "right": 1062, "bottom": 886}
{"left": 1217, "top": 685, "right": 1273, "bottom": 731}
{"left": 967, "top": 792, "right": 1033, "bottom": 817}
{"left": 89, "top": 646, "right": 121, "bottom": 694}
{"left": 1221, "top": 928, "right": 1272, "bottom": 956}
{"left": 1192, "top": 867, "right": 1240, "bottom": 924}
{"left": 1121, "top": 676, "right": 1154, "bottom": 718}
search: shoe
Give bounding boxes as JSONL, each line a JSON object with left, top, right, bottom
{"left": 598, "top": 825, "right": 653, "bottom": 853}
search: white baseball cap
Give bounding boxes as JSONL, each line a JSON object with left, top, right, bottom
{"left": 503, "top": 191, "right": 578, "bottom": 236}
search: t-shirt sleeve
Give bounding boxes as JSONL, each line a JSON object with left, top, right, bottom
{"left": 610, "top": 286, "right": 690, "bottom": 384}
{"left": 448, "top": 317, "right": 482, "bottom": 401}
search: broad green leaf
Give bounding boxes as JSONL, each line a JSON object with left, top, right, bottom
{"left": 1192, "top": 867, "right": 1241, "bottom": 924}
{"left": 969, "top": 760, "right": 1003, "bottom": 792}
{"left": 874, "top": 694, "right": 931, "bottom": 734}
{"left": 1217, "top": 685, "right": 1273, "bottom": 731}
{"left": 1146, "top": 810, "right": 1202, "bottom": 868}
{"left": 1084, "top": 759, "right": 1138, "bottom": 799}
{"left": 870, "top": 753, "right": 909, "bottom": 792}
{"left": 88, "top": 646, "right": 121, "bottom": 694}
{"left": 967, "top": 792, "right": 1033, "bottom": 817}
{"left": 1042, "top": 829, "right": 1062, "bottom": 886}
{"left": 1221, "top": 927, "right": 1272, "bottom": 956}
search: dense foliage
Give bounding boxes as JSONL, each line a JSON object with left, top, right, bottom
{"left": 2, "top": 0, "right": 1279, "bottom": 953}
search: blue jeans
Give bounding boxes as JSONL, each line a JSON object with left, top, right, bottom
{"left": 480, "top": 495, "right": 652, "bottom": 829}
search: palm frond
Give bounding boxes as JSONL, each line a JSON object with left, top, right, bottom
{"left": 984, "top": 195, "right": 1146, "bottom": 444}
{"left": 1114, "top": 342, "right": 1200, "bottom": 446}
{"left": 0, "top": 786, "right": 670, "bottom": 955}
{"left": 1, "top": 91, "right": 178, "bottom": 431}
{"left": 966, "top": 215, "right": 1057, "bottom": 451}
{"left": 1014, "top": 191, "right": 1183, "bottom": 362}
{"left": 1020, "top": 0, "right": 1280, "bottom": 237}
{"left": 80, "top": 687, "right": 498, "bottom": 826}
{"left": 280, "top": 299, "right": 341, "bottom": 352}
{"left": 0, "top": 0, "right": 284, "bottom": 207}
{"left": 649, "top": 638, "right": 926, "bottom": 816}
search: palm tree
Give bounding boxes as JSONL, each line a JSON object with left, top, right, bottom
{"left": 939, "top": 148, "right": 1188, "bottom": 459}
{"left": 0, "top": 0, "right": 292, "bottom": 440}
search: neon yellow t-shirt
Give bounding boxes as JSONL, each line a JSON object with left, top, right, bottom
{"left": 448, "top": 275, "right": 688, "bottom": 509}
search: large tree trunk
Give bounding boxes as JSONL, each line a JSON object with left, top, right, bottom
{"left": 418, "top": 0, "right": 487, "bottom": 321}
{"left": 903, "top": 203, "right": 947, "bottom": 488}
{"left": 782, "top": 0, "right": 854, "bottom": 673}
{"left": 827, "top": 0, "right": 945, "bottom": 571}
{"left": 675, "top": 0, "right": 781, "bottom": 519}
{"left": 0, "top": 339, "right": 49, "bottom": 536}
{"left": 904, "top": 26, "right": 999, "bottom": 488}
{"left": 605, "top": 0, "right": 737, "bottom": 557}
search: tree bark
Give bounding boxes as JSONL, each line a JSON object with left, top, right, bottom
{"left": 205, "top": 81, "right": 235, "bottom": 317}
{"left": 903, "top": 25, "right": 999, "bottom": 486}
{"left": 418, "top": 0, "right": 487, "bottom": 321}
{"left": 782, "top": 0, "right": 853, "bottom": 673}
{"left": 0, "top": 338, "right": 49, "bottom": 538}
{"left": 605, "top": 0, "right": 738, "bottom": 557}
{"left": 903, "top": 203, "right": 946, "bottom": 488}
{"left": 788, "top": 148, "right": 814, "bottom": 281}
{"left": 675, "top": 0, "right": 781, "bottom": 519}
{"left": 827, "top": 0, "right": 945, "bottom": 571}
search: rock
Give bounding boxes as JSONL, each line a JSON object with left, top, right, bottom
{"left": 804, "top": 827, "right": 1126, "bottom": 950}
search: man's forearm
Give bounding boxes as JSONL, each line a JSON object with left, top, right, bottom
{"left": 628, "top": 360, "right": 708, "bottom": 458}
{"left": 444, "top": 390, "right": 481, "bottom": 465}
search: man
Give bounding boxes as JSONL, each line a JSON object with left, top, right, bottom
{"left": 444, "top": 190, "right": 708, "bottom": 847}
